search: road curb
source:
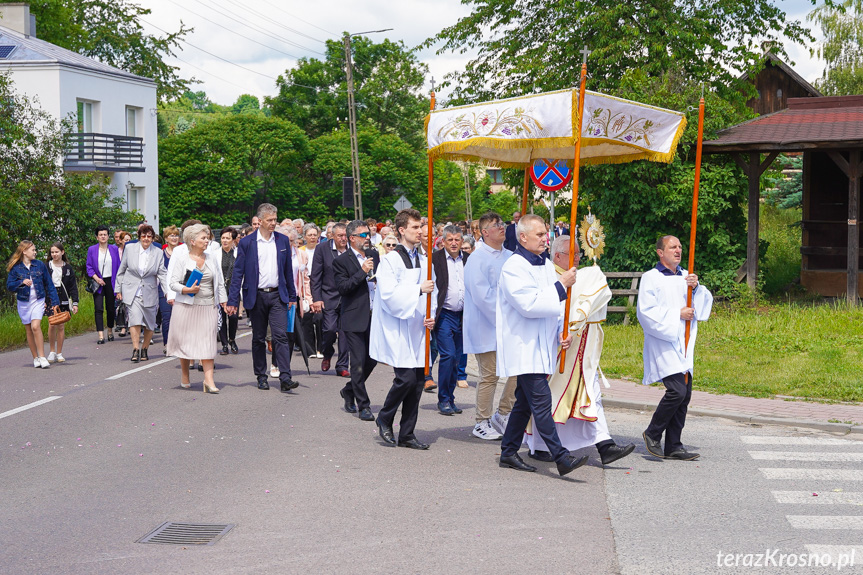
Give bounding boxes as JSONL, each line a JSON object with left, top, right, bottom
{"left": 604, "top": 398, "right": 862, "bottom": 435}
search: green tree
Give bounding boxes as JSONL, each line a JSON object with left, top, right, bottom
{"left": 268, "top": 37, "right": 429, "bottom": 148}
{"left": 231, "top": 94, "right": 263, "bottom": 115}
{"left": 425, "top": 0, "right": 813, "bottom": 103}
{"left": 0, "top": 73, "right": 138, "bottom": 303}
{"left": 809, "top": 0, "right": 863, "bottom": 95}
{"left": 308, "top": 124, "right": 427, "bottom": 221}
{"left": 429, "top": 161, "right": 493, "bottom": 222}
{"left": 158, "top": 115, "right": 310, "bottom": 229}
{"left": 157, "top": 91, "right": 229, "bottom": 138}
{"left": 3, "top": 0, "right": 193, "bottom": 101}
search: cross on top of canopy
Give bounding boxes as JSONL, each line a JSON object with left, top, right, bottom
{"left": 425, "top": 88, "right": 687, "bottom": 168}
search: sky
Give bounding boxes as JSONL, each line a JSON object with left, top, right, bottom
{"left": 135, "top": 0, "right": 828, "bottom": 107}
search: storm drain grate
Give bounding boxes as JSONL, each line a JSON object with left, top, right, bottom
{"left": 137, "top": 522, "right": 235, "bottom": 546}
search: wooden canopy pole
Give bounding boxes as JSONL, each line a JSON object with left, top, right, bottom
{"left": 685, "top": 96, "right": 705, "bottom": 355}
{"left": 826, "top": 149, "right": 862, "bottom": 305}
{"left": 425, "top": 90, "right": 435, "bottom": 376}
{"left": 521, "top": 169, "right": 530, "bottom": 215}
{"left": 559, "top": 59, "right": 588, "bottom": 373}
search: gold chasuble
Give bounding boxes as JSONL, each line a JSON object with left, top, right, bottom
{"left": 527, "top": 264, "right": 612, "bottom": 434}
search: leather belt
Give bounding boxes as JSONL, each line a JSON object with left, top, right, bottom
{"left": 258, "top": 287, "right": 278, "bottom": 293}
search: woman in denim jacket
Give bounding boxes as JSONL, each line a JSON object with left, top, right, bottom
{"left": 5, "top": 240, "right": 58, "bottom": 368}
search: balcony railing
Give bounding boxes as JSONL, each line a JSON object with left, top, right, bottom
{"left": 64, "top": 133, "right": 145, "bottom": 172}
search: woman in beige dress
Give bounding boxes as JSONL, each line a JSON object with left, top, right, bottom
{"left": 166, "top": 224, "right": 227, "bottom": 393}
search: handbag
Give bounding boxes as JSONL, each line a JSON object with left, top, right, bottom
{"left": 48, "top": 305, "right": 71, "bottom": 326}
{"left": 86, "top": 249, "right": 107, "bottom": 294}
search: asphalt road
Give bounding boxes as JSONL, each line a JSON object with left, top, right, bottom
{"left": 2, "top": 327, "right": 861, "bottom": 574}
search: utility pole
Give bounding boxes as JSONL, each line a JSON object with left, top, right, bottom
{"left": 343, "top": 28, "right": 392, "bottom": 221}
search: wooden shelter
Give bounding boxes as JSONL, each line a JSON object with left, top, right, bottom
{"left": 739, "top": 52, "right": 823, "bottom": 116}
{"left": 702, "top": 95, "right": 863, "bottom": 304}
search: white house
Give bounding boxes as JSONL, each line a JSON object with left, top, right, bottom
{"left": 0, "top": 3, "right": 160, "bottom": 229}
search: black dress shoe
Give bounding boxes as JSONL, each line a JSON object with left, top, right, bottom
{"left": 140, "top": 348, "right": 148, "bottom": 361}
{"left": 197, "top": 363, "right": 204, "bottom": 372}
{"left": 499, "top": 453, "right": 537, "bottom": 472}
{"left": 107, "top": 333, "right": 114, "bottom": 342}
{"left": 528, "top": 450, "right": 554, "bottom": 463}
{"left": 398, "top": 438, "right": 430, "bottom": 450}
{"left": 219, "top": 345, "right": 229, "bottom": 356}
{"left": 666, "top": 448, "right": 700, "bottom": 461}
{"left": 557, "top": 454, "right": 589, "bottom": 477}
{"left": 375, "top": 418, "right": 396, "bottom": 446}
{"left": 600, "top": 443, "right": 636, "bottom": 465}
{"left": 643, "top": 431, "right": 665, "bottom": 458}
{"left": 449, "top": 401, "right": 463, "bottom": 414}
{"left": 229, "top": 341, "right": 238, "bottom": 354}
{"left": 339, "top": 389, "right": 357, "bottom": 413}
{"left": 97, "top": 338, "right": 105, "bottom": 345}
{"left": 257, "top": 379, "right": 270, "bottom": 390}
{"left": 281, "top": 379, "right": 299, "bottom": 392}
{"left": 131, "top": 349, "right": 140, "bottom": 363}
{"left": 358, "top": 407, "right": 374, "bottom": 421}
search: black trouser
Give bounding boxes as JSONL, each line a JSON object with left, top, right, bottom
{"left": 219, "top": 306, "right": 238, "bottom": 346}
{"left": 645, "top": 372, "right": 692, "bottom": 455}
{"left": 249, "top": 290, "right": 293, "bottom": 383}
{"left": 378, "top": 367, "right": 424, "bottom": 442}
{"left": 93, "top": 281, "right": 115, "bottom": 332}
{"left": 302, "top": 310, "right": 323, "bottom": 355}
{"left": 321, "top": 306, "right": 349, "bottom": 370}
{"left": 341, "top": 327, "right": 377, "bottom": 411}
{"left": 501, "top": 373, "right": 567, "bottom": 462}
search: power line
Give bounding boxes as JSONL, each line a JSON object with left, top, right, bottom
{"left": 169, "top": 54, "right": 251, "bottom": 91}
{"left": 140, "top": 17, "right": 278, "bottom": 80}
{"left": 166, "top": 0, "right": 305, "bottom": 60}
{"left": 194, "top": 0, "right": 326, "bottom": 55}
{"left": 253, "top": 0, "right": 338, "bottom": 37}
{"left": 230, "top": 0, "right": 329, "bottom": 44}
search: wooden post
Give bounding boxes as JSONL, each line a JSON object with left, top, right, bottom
{"left": 733, "top": 151, "right": 779, "bottom": 290}
{"left": 521, "top": 169, "right": 530, "bottom": 216}
{"left": 685, "top": 97, "right": 705, "bottom": 354}
{"left": 425, "top": 90, "right": 435, "bottom": 375}
{"left": 827, "top": 150, "right": 862, "bottom": 305}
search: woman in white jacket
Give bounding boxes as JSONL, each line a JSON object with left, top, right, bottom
{"left": 166, "top": 224, "right": 227, "bottom": 393}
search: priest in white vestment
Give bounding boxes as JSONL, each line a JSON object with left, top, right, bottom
{"left": 495, "top": 215, "right": 589, "bottom": 477}
{"left": 370, "top": 208, "right": 437, "bottom": 450}
{"left": 638, "top": 235, "right": 713, "bottom": 461}
{"left": 524, "top": 236, "right": 636, "bottom": 465}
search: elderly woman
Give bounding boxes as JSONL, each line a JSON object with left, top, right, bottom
{"left": 166, "top": 223, "right": 227, "bottom": 393}
{"left": 115, "top": 224, "right": 168, "bottom": 363}
{"left": 300, "top": 223, "right": 324, "bottom": 358}
{"left": 378, "top": 233, "right": 398, "bottom": 257}
{"left": 461, "top": 235, "right": 476, "bottom": 254}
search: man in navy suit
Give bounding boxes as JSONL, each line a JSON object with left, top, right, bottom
{"left": 226, "top": 203, "right": 299, "bottom": 392}
{"left": 503, "top": 210, "right": 521, "bottom": 252}
{"left": 310, "top": 223, "right": 350, "bottom": 376}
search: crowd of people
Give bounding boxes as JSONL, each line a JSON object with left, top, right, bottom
{"left": 5, "top": 205, "right": 712, "bottom": 476}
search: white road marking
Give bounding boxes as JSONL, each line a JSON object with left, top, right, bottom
{"left": 773, "top": 491, "right": 863, "bottom": 505}
{"left": 787, "top": 515, "right": 863, "bottom": 529}
{"left": 105, "top": 357, "right": 176, "bottom": 380}
{"left": 761, "top": 468, "right": 863, "bottom": 481}
{"left": 742, "top": 436, "right": 858, "bottom": 446}
{"left": 750, "top": 451, "right": 863, "bottom": 462}
{"left": 0, "top": 396, "right": 62, "bottom": 420}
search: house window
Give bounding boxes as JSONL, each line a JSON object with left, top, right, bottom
{"left": 76, "top": 100, "right": 93, "bottom": 133}
{"left": 488, "top": 168, "right": 504, "bottom": 184}
{"left": 127, "top": 185, "right": 143, "bottom": 213}
{"left": 126, "top": 107, "right": 137, "bottom": 137}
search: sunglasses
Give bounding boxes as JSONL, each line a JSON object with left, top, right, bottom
{"left": 352, "top": 232, "right": 370, "bottom": 238}
{"left": 384, "top": 243, "right": 397, "bottom": 248}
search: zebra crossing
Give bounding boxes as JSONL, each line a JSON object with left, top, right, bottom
{"left": 744, "top": 434, "right": 863, "bottom": 568}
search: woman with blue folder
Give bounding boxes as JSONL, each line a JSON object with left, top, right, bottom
{"left": 166, "top": 223, "right": 228, "bottom": 393}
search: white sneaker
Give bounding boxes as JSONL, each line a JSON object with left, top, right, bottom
{"left": 472, "top": 419, "right": 503, "bottom": 440}
{"left": 270, "top": 365, "right": 280, "bottom": 378}
{"left": 38, "top": 357, "right": 50, "bottom": 369}
{"left": 47, "top": 351, "right": 56, "bottom": 362}
{"left": 55, "top": 353, "right": 65, "bottom": 363}
{"left": 33, "top": 358, "right": 40, "bottom": 368}
{"left": 491, "top": 410, "right": 510, "bottom": 435}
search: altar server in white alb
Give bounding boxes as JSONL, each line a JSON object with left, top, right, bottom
{"left": 496, "top": 215, "right": 589, "bottom": 477}
{"left": 638, "top": 235, "right": 713, "bottom": 461}
{"left": 463, "top": 211, "right": 517, "bottom": 441}
{"left": 525, "top": 236, "right": 635, "bottom": 465}
{"left": 369, "top": 208, "right": 437, "bottom": 451}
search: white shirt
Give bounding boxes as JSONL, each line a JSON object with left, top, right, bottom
{"left": 98, "top": 247, "right": 113, "bottom": 278}
{"left": 305, "top": 246, "right": 316, "bottom": 279}
{"left": 351, "top": 246, "right": 375, "bottom": 310}
{"left": 463, "top": 240, "right": 512, "bottom": 354}
{"left": 442, "top": 252, "right": 465, "bottom": 312}
{"left": 291, "top": 247, "right": 301, "bottom": 293}
{"left": 257, "top": 232, "right": 278, "bottom": 289}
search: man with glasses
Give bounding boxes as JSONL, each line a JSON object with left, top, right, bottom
{"left": 464, "top": 212, "right": 517, "bottom": 440}
{"left": 310, "top": 223, "right": 350, "bottom": 377}
{"left": 333, "top": 220, "right": 380, "bottom": 421}
{"left": 525, "top": 235, "right": 636, "bottom": 466}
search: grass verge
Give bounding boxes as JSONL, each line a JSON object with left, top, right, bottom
{"left": 602, "top": 301, "right": 863, "bottom": 402}
{"left": 0, "top": 289, "right": 98, "bottom": 351}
